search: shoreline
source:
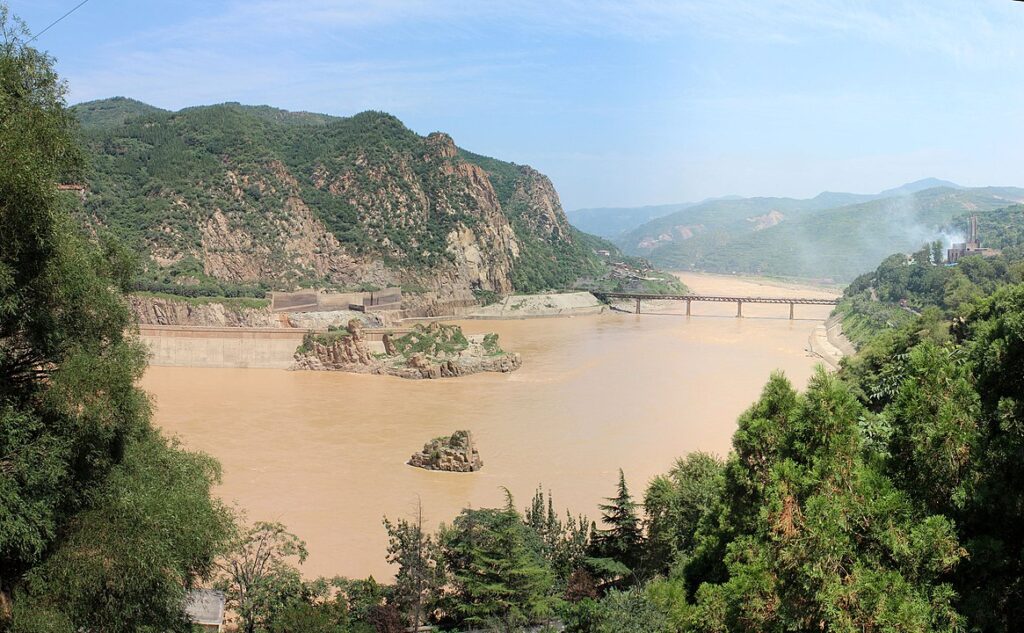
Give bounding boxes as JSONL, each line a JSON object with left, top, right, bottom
{"left": 136, "top": 273, "right": 851, "bottom": 369}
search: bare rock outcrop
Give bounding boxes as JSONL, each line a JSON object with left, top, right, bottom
{"left": 129, "top": 294, "right": 281, "bottom": 327}
{"left": 408, "top": 430, "right": 483, "bottom": 472}
{"left": 291, "top": 321, "right": 522, "bottom": 379}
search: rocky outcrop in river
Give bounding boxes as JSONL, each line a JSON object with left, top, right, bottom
{"left": 291, "top": 320, "right": 521, "bottom": 379}
{"left": 408, "top": 431, "right": 483, "bottom": 472}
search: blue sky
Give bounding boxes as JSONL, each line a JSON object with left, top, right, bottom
{"left": 9, "top": 0, "right": 1024, "bottom": 209}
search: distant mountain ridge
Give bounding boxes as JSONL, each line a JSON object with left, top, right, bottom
{"left": 68, "top": 97, "right": 640, "bottom": 307}
{"left": 566, "top": 178, "right": 966, "bottom": 240}
{"left": 610, "top": 180, "right": 1024, "bottom": 281}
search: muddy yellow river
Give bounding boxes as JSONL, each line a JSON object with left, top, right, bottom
{"left": 141, "top": 274, "right": 839, "bottom": 579}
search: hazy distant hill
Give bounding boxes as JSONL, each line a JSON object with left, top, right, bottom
{"left": 567, "top": 202, "right": 700, "bottom": 239}
{"left": 616, "top": 181, "right": 1024, "bottom": 281}
{"left": 68, "top": 98, "right": 645, "bottom": 305}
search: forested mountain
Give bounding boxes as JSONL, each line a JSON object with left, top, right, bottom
{"left": 617, "top": 183, "right": 1024, "bottom": 281}
{"left": 69, "top": 97, "right": 653, "bottom": 304}
{"left": 835, "top": 204, "right": 1024, "bottom": 347}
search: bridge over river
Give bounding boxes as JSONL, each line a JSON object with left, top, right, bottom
{"left": 592, "top": 292, "right": 839, "bottom": 319}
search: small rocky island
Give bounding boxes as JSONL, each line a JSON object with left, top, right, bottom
{"left": 408, "top": 431, "right": 483, "bottom": 472}
{"left": 292, "top": 320, "right": 521, "bottom": 379}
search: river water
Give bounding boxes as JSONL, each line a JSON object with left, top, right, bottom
{"left": 141, "top": 273, "right": 839, "bottom": 579}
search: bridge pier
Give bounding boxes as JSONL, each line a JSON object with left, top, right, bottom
{"left": 789, "top": 302, "right": 795, "bottom": 320}
{"left": 635, "top": 298, "right": 641, "bottom": 314}
{"left": 736, "top": 300, "right": 743, "bottom": 318}
{"left": 686, "top": 299, "right": 691, "bottom": 316}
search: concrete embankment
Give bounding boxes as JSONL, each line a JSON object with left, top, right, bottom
{"left": 138, "top": 325, "right": 402, "bottom": 369}
{"left": 808, "top": 315, "right": 856, "bottom": 370}
{"left": 139, "top": 325, "right": 304, "bottom": 369}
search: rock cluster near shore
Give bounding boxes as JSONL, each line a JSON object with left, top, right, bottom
{"left": 408, "top": 430, "right": 483, "bottom": 472}
{"left": 291, "top": 320, "right": 521, "bottom": 379}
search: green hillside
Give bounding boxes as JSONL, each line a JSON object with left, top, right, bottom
{"left": 835, "top": 204, "right": 1024, "bottom": 347}
{"left": 621, "top": 186, "right": 1024, "bottom": 281}
{"left": 68, "top": 98, "right": 665, "bottom": 297}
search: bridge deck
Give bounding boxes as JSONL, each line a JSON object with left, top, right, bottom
{"left": 594, "top": 292, "right": 838, "bottom": 305}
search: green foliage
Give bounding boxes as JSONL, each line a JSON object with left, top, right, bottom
{"left": 133, "top": 291, "right": 270, "bottom": 310}
{"left": 684, "top": 370, "right": 964, "bottom": 631}
{"left": 391, "top": 323, "right": 469, "bottom": 358}
{"left": 482, "top": 332, "right": 504, "bottom": 356}
{"left": 382, "top": 504, "right": 443, "bottom": 629}
{"left": 439, "top": 500, "right": 558, "bottom": 631}
{"left": 588, "top": 470, "right": 643, "bottom": 584}
{"left": 14, "top": 434, "right": 232, "bottom": 632}
{"left": 1, "top": 11, "right": 233, "bottom": 631}
{"left": 524, "top": 488, "right": 592, "bottom": 589}
{"left": 215, "top": 522, "right": 310, "bottom": 633}
{"left": 473, "top": 288, "right": 502, "bottom": 306}
{"left": 835, "top": 209, "right": 1024, "bottom": 349}
{"left": 643, "top": 453, "right": 724, "bottom": 578}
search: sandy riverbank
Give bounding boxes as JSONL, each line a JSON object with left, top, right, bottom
{"left": 465, "top": 291, "right": 605, "bottom": 319}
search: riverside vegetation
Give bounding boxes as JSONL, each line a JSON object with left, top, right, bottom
{"left": 9, "top": 5, "right": 1024, "bottom": 632}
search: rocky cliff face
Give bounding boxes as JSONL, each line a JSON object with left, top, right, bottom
{"left": 74, "top": 100, "right": 601, "bottom": 306}
{"left": 509, "top": 166, "right": 574, "bottom": 242}
{"left": 129, "top": 295, "right": 282, "bottom": 327}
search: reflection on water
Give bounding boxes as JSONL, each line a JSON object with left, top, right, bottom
{"left": 141, "top": 274, "right": 838, "bottom": 579}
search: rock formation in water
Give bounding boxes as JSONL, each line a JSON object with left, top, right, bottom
{"left": 408, "top": 431, "right": 483, "bottom": 472}
{"left": 291, "top": 320, "right": 521, "bottom": 379}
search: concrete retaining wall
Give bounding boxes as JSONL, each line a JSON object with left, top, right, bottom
{"left": 138, "top": 325, "right": 413, "bottom": 369}
{"left": 139, "top": 325, "right": 304, "bottom": 369}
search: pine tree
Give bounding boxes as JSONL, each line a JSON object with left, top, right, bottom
{"left": 590, "top": 469, "right": 643, "bottom": 581}
{"left": 383, "top": 499, "right": 443, "bottom": 629}
{"left": 441, "top": 495, "right": 556, "bottom": 632}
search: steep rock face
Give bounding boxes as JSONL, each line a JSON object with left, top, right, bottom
{"left": 129, "top": 295, "right": 282, "bottom": 327}
{"left": 509, "top": 166, "right": 574, "bottom": 243}
{"left": 73, "top": 100, "right": 611, "bottom": 304}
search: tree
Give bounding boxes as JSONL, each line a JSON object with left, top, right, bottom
{"left": 440, "top": 496, "right": 556, "bottom": 632}
{"left": 383, "top": 500, "right": 443, "bottom": 629}
{"left": 1, "top": 5, "right": 232, "bottom": 629}
{"left": 594, "top": 587, "right": 669, "bottom": 633}
{"left": 643, "top": 453, "right": 724, "bottom": 577}
{"left": 524, "top": 487, "right": 591, "bottom": 586}
{"left": 216, "top": 522, "right": 309, "bottom": 633}
{"left": 688, "top": 370, "right": 964, "bottom": 631}
{"left": 931, "top": 240, "right": 944, "bottom": 266}
{"left": 951, "top": 285, "right": 1024, "bottom": 629}
{"left": 589, "top": 470, "right": 643, "bottom": 582}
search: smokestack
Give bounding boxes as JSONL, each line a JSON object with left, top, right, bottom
{"left": 971, "top": 215, "right": 978, "bottom": 244}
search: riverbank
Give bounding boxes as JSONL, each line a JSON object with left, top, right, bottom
{"left": 136, "top": 275, "right": 851, "bottom": 369}
{"left": 465, "top": 291, "right": 605, "bottom": 319}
